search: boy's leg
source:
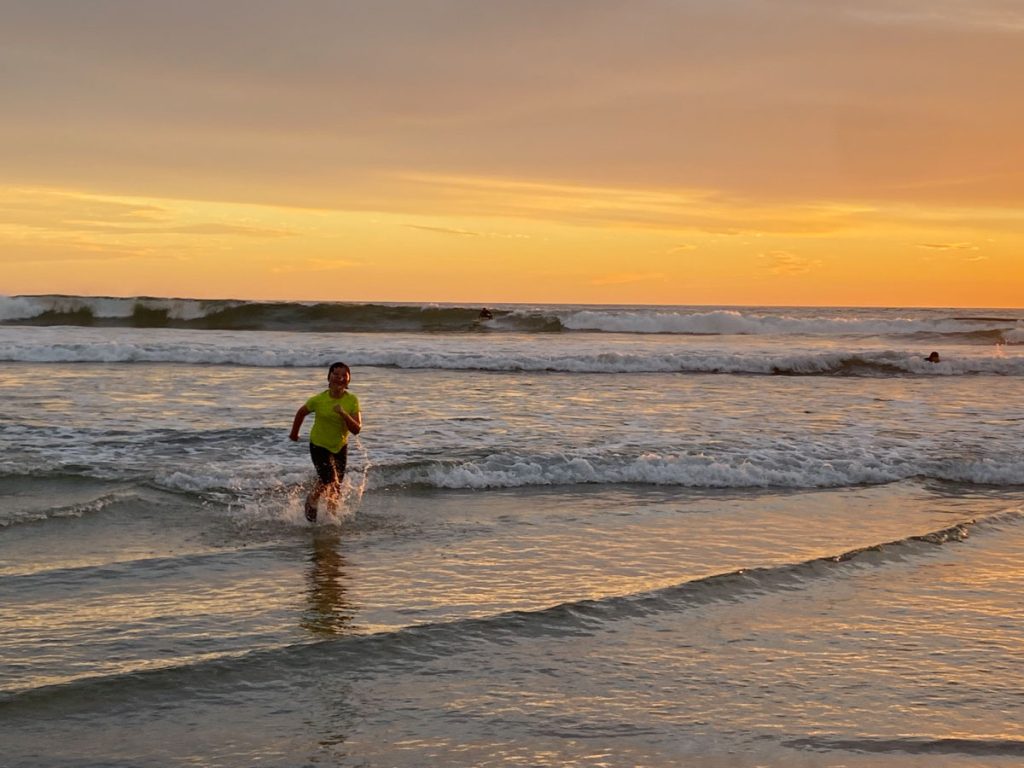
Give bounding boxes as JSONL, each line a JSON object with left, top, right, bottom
{"left": 324, "top": 446, "right": 349, "bottom": 513}
{"left": 305, "top": 481, "right": 325, "bottom": 521}
{"left": 307, "top": 444, "right": 336, "bottom": 522}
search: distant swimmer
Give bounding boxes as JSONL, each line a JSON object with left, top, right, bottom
{"left": 926, "top": 351, "right": 941, "bottom": 363}
{"left": 478, "top": 307, "right": 493, "bottom": 320}
{"left": 289, "top": 362, "right": 362, "bottom": 522}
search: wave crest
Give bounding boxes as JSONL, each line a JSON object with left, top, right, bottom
{"left": 4, "top": 295, "right": 1022, "bottom": 339}
{"left": 372, "top": 451, "right": 1024, "bottom": 491}
{"left": 2, "top": 325, "right": 1022, "bottom": 375}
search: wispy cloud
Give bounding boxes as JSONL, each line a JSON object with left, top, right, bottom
{"left": 590, "top": 272, "right": 666, "bottom": 286}
{"left": 758, "top": 251, "right": 822, "bottom": 276}
{"left": 848, "top": 1, "right": 1024, "bottom": 33}
{"left": 400, "top": 174, "right": 872, "bottom": 236}
{"left": 0, "top": 187, "right": 296, "bottom": 239}
{"left": 160, "top": 223, "right": 296, "bottom": 237}
{"left": 270, "top": 257, "right": 362, "bottom": 274}
{"left": 917, "top": 242, "right": 979, "bottom": 250}
{"left": 0, "top": 226, "right": 177, "bottom": 263}
{"left": 917, "top": 242, "right": 990, "bottom": 264}
{"left": 403, "top": 223, "right": 532, "bottom": 240}
{"left": 404, "top": 224, "right": 480, "bottom": 237}
{"left": 54, "top": 221, "right": 298, "bottom": 238}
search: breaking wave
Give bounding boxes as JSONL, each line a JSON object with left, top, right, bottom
{"left": 1, "top": 326, "right": 1021, "bottom": 375}
{"left": 9, "top": 447, "right": 1023, "bottom": 498}
{"left": 3, "top": 295, "right": 1022, "bottom": 340}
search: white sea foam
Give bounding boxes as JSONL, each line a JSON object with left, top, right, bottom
{"left": 0, "top": 493, "right": 131, "bottom": 528}
{"left": 155, "top": 464, "right": 308, "bottom": 498}
{"left": 3, "top": 329, "right": 1020, "bottom": 501}
{"left": 1, "top": 326, "right": 1020, "bottom": 375}
{"left": 0, "top": 295, "right": 224, "bottom": 321}
{"left": 29, "top": 448, "right": 1014, "bottom": 496}
{"left": 0, "top": 296, "right": 43, "bottom": 321}
{"left": 373, "top": 450, "right": 1024, "bottom": 490}
{"left": 136, "top": 450, "right": 1024, "bottom": 494}
{"left": 554, "top": 308, "right": 1016, "bottom": 336}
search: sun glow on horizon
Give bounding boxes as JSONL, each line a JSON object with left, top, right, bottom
{"left": 1, "top": 181, "right": 1021, "bottom": 308}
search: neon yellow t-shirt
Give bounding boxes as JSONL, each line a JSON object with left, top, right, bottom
{"left": 304, "top": 390, "right": 360, "bottom": 452}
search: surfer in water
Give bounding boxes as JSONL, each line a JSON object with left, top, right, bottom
{"left": 926, "top": 351, "right": 941, "bottom": 363}
{"left": 289, "top": 362, "right": 362, "bottom": 521}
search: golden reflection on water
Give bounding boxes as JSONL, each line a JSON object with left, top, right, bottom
{"left": 301, "top": 530, "right": 356, "bottom": 637}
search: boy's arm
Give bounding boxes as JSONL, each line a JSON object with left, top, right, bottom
{"left": 333, "top": 404, "right": 362, "bottom": 435}
{"left": 289, "top": 405, "right": 311, "bottom": 441}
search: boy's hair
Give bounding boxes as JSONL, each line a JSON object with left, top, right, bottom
{"left": 328, "top": 361, "right": 351, "bottom": 379}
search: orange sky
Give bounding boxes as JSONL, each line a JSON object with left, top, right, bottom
{"left": 1, "top": 0, "right": 1022, "bottom": 307}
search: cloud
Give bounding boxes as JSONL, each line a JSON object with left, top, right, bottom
{"left": 0, "top": 187, "right": 163, "bottom": 227}
{"left": 49, "top": 221, "right": 296, "bottom": 238}
{"left": 917, "top": 242, "right": 979, "bottom": 250}
{"left": 0, "top": 240, "right": 150, "bottom": 265}
{"left": 0, "top": 187, "right": 297, "bottom": 239}
{"left": 404, "top": 223, "right": 531, "bottom": 239}
{"left": 396, "top": 174, "right": 873, "bottom": 235}
{"left": 590, "top": 272, "right": 666, "bottom": 286}
{"left": 758, "top": 251, "right": 822, "bottom": 276}
{"left": 404, "top": 224, "right": 480, "bottom": 237}
{"left": 916, "top": 241, "right": 989, "bottom": 263}
{"left": 270, "top": 258, "right": 362, "bottom": 274}
{"left": 1, "top": 0, "right": 1021, "bottom": 212}
{"left": 846, "top": 0, "right": 1024, "bottom": 33}
{"left": 160, "top": 223, "right": 296, "bottom": 237}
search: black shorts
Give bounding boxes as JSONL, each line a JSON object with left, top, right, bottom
{"left": 309, "top": 443, "right": 348, "bottom": 485}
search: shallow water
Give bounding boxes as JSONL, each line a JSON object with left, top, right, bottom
{"left": 4, "top": 484, "right": 1024, "bottom": 767}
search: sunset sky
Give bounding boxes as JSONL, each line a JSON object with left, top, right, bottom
{"left": 2, "top": 0, "right": 1022, "bottom": 306}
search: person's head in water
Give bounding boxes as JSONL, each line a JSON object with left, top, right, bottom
{"left": 328, "top": 361, "right": 351, "bottom": 388}
{"left": 926, "top": 351, "right": 941, "bottom": 363}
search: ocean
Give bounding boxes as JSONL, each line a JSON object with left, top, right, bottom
{"left": 2, "top": 295, "right": 1023, "bottom": 767}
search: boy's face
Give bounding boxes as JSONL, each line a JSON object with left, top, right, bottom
{"left": 329, "top": 366, "right": 351, "bottom": 387}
